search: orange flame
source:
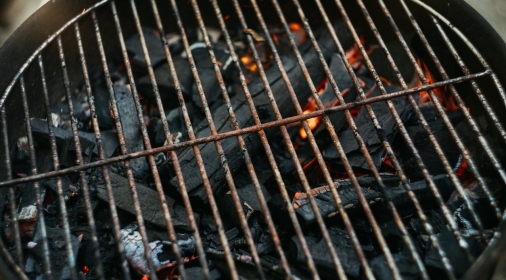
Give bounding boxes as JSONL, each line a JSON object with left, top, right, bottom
{"left": 299, "top": 80, "right": 327, "bottom": 139}
{"left": 416, "top": 60, "right": 459, "bottom": 111}
{"left": 240, "top": 55, "right": 258, "bottom": 72}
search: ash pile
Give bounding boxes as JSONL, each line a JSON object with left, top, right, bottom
{"left": 1, "top": 19, "right": 504, "bottom": 280}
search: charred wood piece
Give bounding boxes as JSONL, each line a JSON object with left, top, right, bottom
{"left": 324, "top": 83, "right": 412, "bottom": 171}
{"left": 95, "top": 172, "right": 194, "bottom": 231}
{"left": 114, "top": 84, "right": 148, "bottom": 177}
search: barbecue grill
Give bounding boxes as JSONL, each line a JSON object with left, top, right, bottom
{"left": 1, "top": 0, "right": 506, "bottom": 279}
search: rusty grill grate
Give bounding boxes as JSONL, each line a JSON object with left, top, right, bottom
{"left": 0, "top": 0, "right": 505, "bottom": 279}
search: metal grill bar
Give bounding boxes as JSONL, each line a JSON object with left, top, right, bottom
{"left": 74, "top": 22, "right": 119, "bottom": 279}
{"left": 91, "top": 10, "right": 133, "bottom": 279}
{"left": 19, "top": 76, "right": 52, "bottom": 279}
{"left": 1, "top": 0, "right": 505, "bottom": 279}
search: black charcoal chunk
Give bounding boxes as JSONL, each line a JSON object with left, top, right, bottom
{"left": 95, "top": 172, "right": 194, "bottom": 231}
{"left": 30, "top": 118, "right": 118, "bottom": 158}
{"left": 136, "top": 55, "right": 193, "bottom": 110}
{"left": 190, "top": 43, "right": 235, "bottom": 109}
{"left": 290, "top": 227, "right": 360, "bottom": 278}
{"left": 410, "top": 210, "right": 481, "bottom": 277}
{"left": 114, "top": 84, "right": 148, "bottom": 177}
{"left": 370, "top": 247, "right": 420, "bottom": 280}
{"left": 324, "top": 83, "right": 412, "bottom": 171}
{"left": 125, "top": 27, "right": 170, "bottom": 73}
{"left": 29, "top": 225, "right": 81, "bottom": 280}
{"left": 220, "top": 183, "right": 271, "bottom": 227}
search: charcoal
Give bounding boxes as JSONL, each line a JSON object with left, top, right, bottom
{"left": 17, "top": 148, "right": 52, "bottom": 225}
{"left": 43, "top": 176, "right": 78, "bottom": 202}
{"left": 394, "top": 106, "right": 463, "bottom": 181}
{"left": 324, "top": 83, "right": 412, "bottom": 171}
{"left": 114, "top": 84, "right": 148, "bottom": 177}
{"left": 159, "top": 22, "right": 354, "bottom": 205}
{"left": 312, "top": 53, "right": 358, "bottom": 139}
{"left": 370, "top": 246, "right": 420, "bottom": 280}
{"left": 447, "top": 177, "right": 503, "bottom": 232}
{"left": 90, "top": 74, "right": 115, "bottom": 130}
{"left": 207, "top": 249, "right": 297, "bottom": 280}
{"left": 95, "top": 172, "right": 195, "bottom": 231}
{"left": 28, "top": 224, "right": 82, "bottom": 280}
{"left": 219, "top": 183, "right": 271, "bottom": 227}
{"left": 121, "top": 223, "right": 196, "bottom": 276}
{"left": 125, "top": 27, "right": 174, "bottom": 73}
{"left": 289, "top": 226, "right": 361, "bottom": 278}
{"left": 367, "top": 35, "right": 416, "bottom": 85}
{"left": 30, "top": 118, "right": 118, "bottom": 158}
{"left": 136, "top": 55, "right": 193, "bottom": 110}
{"left": 190, "top": 43, "right": 235, "bottom": 110}
{"left": 291, "top": 174, "right": 453, "bottom": 225}
{"left": 293, "top": 181, "right": 382, "bottom": 225}
{"left": 410, "top": 210, "right": 482, "bottom": 277}
{"left": 184, "top": 266, "right": 222, "bottom": 280}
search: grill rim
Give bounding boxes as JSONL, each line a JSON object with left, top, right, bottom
{"left": 0, "top": 0, "right": 504, "bottom": 280}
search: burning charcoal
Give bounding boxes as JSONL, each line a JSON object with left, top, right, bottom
{"left": 159, "top": 22, "right": 354, "bottom": 205}
{"left": 324, "top": 83, "right": 412, "bottom": 171}
{"left": 28, "top": 224, "right": 82, "bottom": 280}
{"left": 95, "top": 172, "right": 195, "bottom": 230}
{"left": 121, "top": 223, "right": 196, "bottom": 276}
{"left": 410, "top": 210, "right": 482, "bottom": 277}
{"left": 190, "top": 43, "right": 235, "bottom": 110}
{"left": 136, "top": 55, "right": 193, "bottom": 111}
{"left": 315, "top": 54, "right": 358, "bottom": 137}
{"left": 219, "top": 183, "right": 271, "bottom": 227}
{"left": 30, "top": 118, "right": 118, "bottom": 158}
{"left": 114, "top": 84, "right": 148, "bottom": 177}
{"left": 125, "top": 27, "right": 171, "bottom": 73}
{"left": 289, "top": 226, "right": 361, "bottom": 278}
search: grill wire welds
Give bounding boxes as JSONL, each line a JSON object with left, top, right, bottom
{"left": 0, "top": 0, "right": 505, "bottom": 279}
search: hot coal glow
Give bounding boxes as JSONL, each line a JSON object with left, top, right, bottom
{"left": 417, "top": 59, "right": 459, "bottom": 111}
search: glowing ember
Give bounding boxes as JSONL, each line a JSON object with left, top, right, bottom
{"left": 83, "top": 266, "right": 90, "bottom": 275}
{"left": 240, "top": 55, "right": 258, "bottom": 72}
{"left": 141, "top": 276, "right": 149, "bottom": 280}
{"left": 299, "top": 80, "right": 326, "bottom": 139}
{"left": 416, "top": 60, "right": 459, "bottom": 111}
